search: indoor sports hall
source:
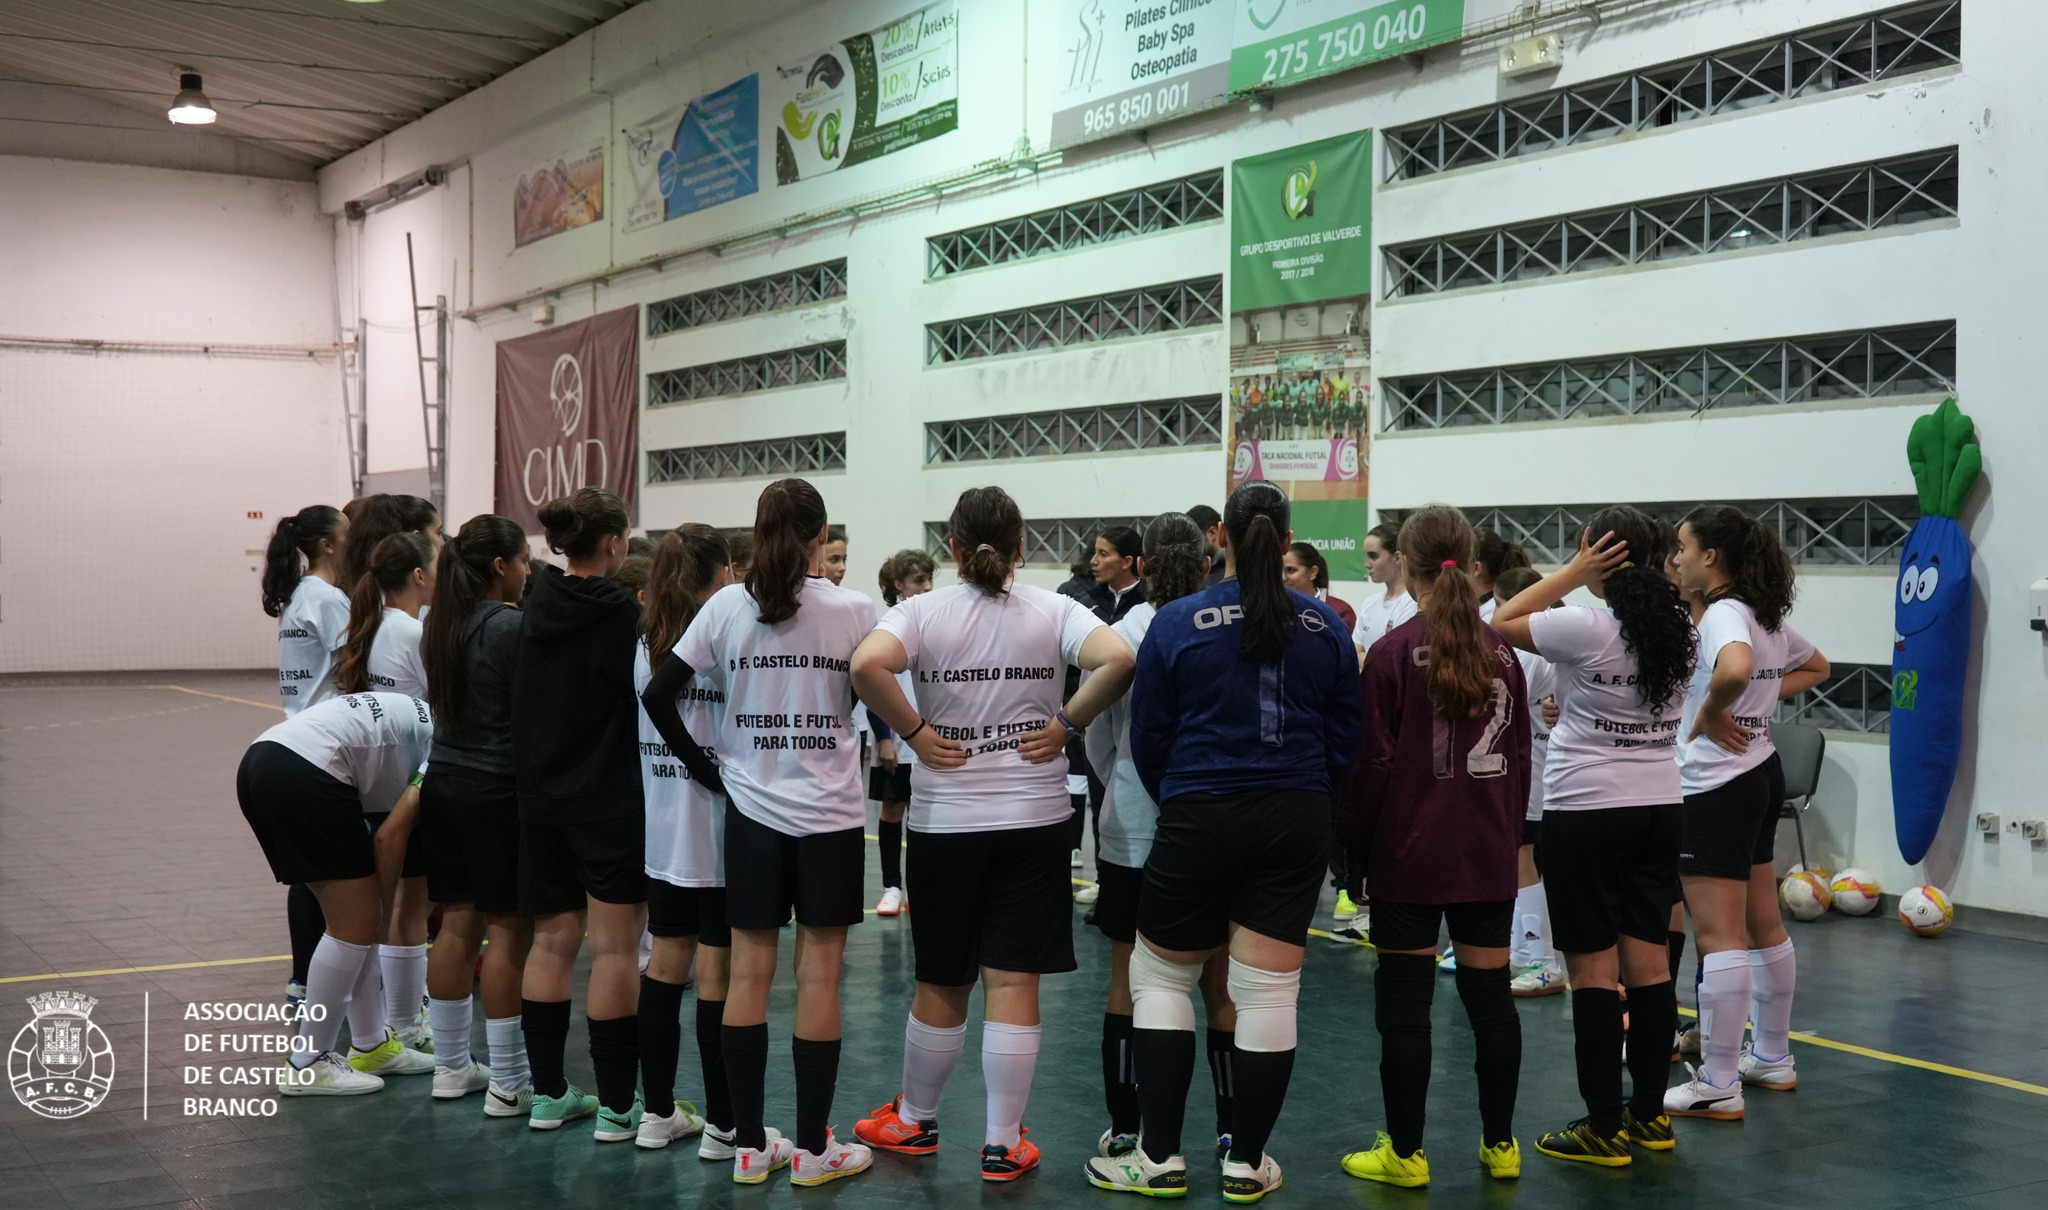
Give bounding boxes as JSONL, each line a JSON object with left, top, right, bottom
{"left": 1, "top": 1, "right": 2042, "bottom": 1208}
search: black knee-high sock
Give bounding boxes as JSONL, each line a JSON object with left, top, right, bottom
{"left": 697, "top": 998, "right": 732, "bottom": 1130}
{"left": 638, "top": 975, "right": 685, "bottom": 1112}
{"left": 1375, "top": 952, "right": 1437, "bottom": 1156}
{"left": 1224, "top": 1048, "right": 1295, "bottom": 1167}
{"left": 1103, "top": 1012, "right": 1140, "bottom": 1135}
{"left": 1206, "top": 1028, "right": 1236, "bottom": 1139}
{"left": 521, "top": 998, "right": 571, "bottom": 1099}
{"left": 1132, "top": 1027, "right": 1196, "bottom": 1164}
{"left": 588, "top": 1015, "right": 639, "bottom": 1114}
{"left": 1570, "top": 987, "right": 1626, "bottom": 1137}
{"left": 878, "top": 818, "right": 903, "bottom": 890}
{"left": 723, "top": 1022, "right": 770, "bottom": 1150}
{"left": 1454, "top": 963, "right": 1522, "bottom": 1149}
{"left": 791, "top": 1036, "right": 841, "bottom": 1155}
{"left": 287, "top": 884, "right": 324, "bottom": 984}
{"left": 1623, "top": 980, "right": 1677, "bottom": 1123}
{"left": 1667, "top": 931, "right": 1687, "bottom": 983}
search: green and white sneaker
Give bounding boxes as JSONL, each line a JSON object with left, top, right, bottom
{"left": 595, "top": 1095, "right": 643, "bottom": 1143}
{"left": 1220, "top": 1152, "right": 1282, "bottom": 1203}
{"left": 528, "top": 1084, "right": 600, "bottom": 1131}
{"left": 1084, "top": 1147, "right": 1189, "bottom": 1197}
{"left": 348, "top": 1028, "right": 435, "bottom": 1076}
{"left": 638, "top": 1100, "right": 708, "bottom": 1149}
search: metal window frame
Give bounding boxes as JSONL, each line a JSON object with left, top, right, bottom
{"left": 1777, "top": 662, "right": 1893, "bottom": 734}
{"left": 647, "top": 340, "right": 848, "bottom": 405}
{"left": 1381, "top": 322, "right": 1956, "bottom": 430}
{"left": 1380, "top": 497, "right": 1920, "bottom": 568}
{"left": 1385, "top": 2, "right": 1962, "bottom": 180}
{"left": 925, "top": 396, "right": 1224, "bottom": 464}
{"left": 924, "top": 515, "right": 1151, "bottom": 569}
{"left": 1383, "top": 149, "right": 1959, "bottom": 297}
{"left": 926, "top": 277, "right": 1224, "bottom": 364}
{"left": 646, "top": 432, "right": 848, "bottom": 483}
{"left": 646, "top": 259, "right": 848, "bottom": 335}
{"left": 926, "top": 171, "right": 1225, "bottom": 278}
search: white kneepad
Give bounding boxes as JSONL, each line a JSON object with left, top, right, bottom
{"left": 1228, "top": 958, "right": 1301, "bottom": 1052}
{"left": 1128, "top": 941, "right": 1201, "bottom": 1033}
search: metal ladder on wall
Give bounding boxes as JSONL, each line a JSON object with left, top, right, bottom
{"left": 406, "top": 232, "right": 448, "bottom": 514}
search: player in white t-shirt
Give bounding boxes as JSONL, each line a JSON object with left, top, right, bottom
{"left": 647, "top": 479, "right": 877, "bottom": 1187}
{"left": 867, "top": 549, "right": 936, "bottom": 915}
{"left": 1334, "top": 522, "right": 1414, "bottom": 937}
{"left": 1663, "top": 506, "right": 1833, "bottom": 1119}
{"left": 849, "top": 487, "right": 1135, "bottom": 1183}
{"left": 1492, "top": 507, "right": 1698, "bottom": 1167}
{"left": 1489, "top": 566, "right": 1567, "bottom": 998}
{"left": 1473, "top": 528, "right": 1532, "bottom": 625}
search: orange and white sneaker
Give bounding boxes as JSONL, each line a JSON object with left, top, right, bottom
{"left": 791, "top": 1130, "right": 873, "bottom": 1186}
{"left": 876, "top": 887, "right": 906, "bottom": 916}
{"left": 731, "top": 1133, "right": 795, "bottom": 1184}
{"left": 981, "top": 1131, "right": 1040, "bottom": 1181}
{"left": 853, "top": 1095, "right": 940, "bottom": 1155}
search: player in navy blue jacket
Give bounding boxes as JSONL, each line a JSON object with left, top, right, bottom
{"left": 1086, "top": 481, "right": 1364, "bottom": 1204}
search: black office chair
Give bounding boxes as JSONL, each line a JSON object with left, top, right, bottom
{"left": 1774, "top": 721, "right": 1827, "bottom": 872}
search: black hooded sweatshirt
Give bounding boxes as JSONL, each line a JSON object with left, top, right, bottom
{"left": 512, "top": 563, "right": 643, "bottom": 822}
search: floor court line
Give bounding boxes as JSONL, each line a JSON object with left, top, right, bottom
{"left": 154, "top": 683, "right": 286, "bottom": 712}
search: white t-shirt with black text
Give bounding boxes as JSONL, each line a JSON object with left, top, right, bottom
{"left": 635, "top": 644, "right": 726, "bottom": 887}
{"left": 675, "top": 577, "right": 877, "bottom": 836}
{"left": 1517, "top": 647, "right": 1556, "bottom": 821}
{"left": 367, "top": 607, "right": 429, "bottom": 699}
{"left": 1527, "top": 605, "right": 1690, "bottom": 811}
{"left": 1677, "top": 599, "right": 1815, "bottom": 797}
{"left": 278, "top": 577, "right": 351, "bottom": 715}
{"left": 876, "top": 582, "right": 1106, "bottom": 833}
{"left": 1352, "top": 588, "right": 1418, "bottom": 657}
{"left": 256, "top": 691, "right": 432, "bottom": 814}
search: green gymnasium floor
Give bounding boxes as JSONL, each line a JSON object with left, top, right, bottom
{"left": 4, "top": 674, "right": 2047, "bottom": 1209}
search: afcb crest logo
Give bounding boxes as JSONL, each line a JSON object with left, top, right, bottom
{"left": 10, "top": 991, "right": 116, "bottom": 1119}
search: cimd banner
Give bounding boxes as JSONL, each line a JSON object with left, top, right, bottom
{"left": 1231, "top": 0, "right": 1469, "bottom": 91}
{"left": 618, "top": 75, "right": 761, "bottom": 233}
{"left": 772, "top": 1, "right": 959, "bottom": 186}
{"left": 1230, "top": 129, "right": 1372, "bottom": 311}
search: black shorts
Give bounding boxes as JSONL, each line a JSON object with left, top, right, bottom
{"left": 722, "top": 804, "right": 864, "bottom": 930}
{"left": 868, "top": 763, "right": 912, "bottom": 804}
{"left": 519, "top": 814, "right": 647, "bottom": 915}
{"left": 1522, "top": 818, "right": 1542, "bottom": 847}
{"left": 648, "top": 878, "right": 731, "bottom": 947}
{"left": 1539, "top": 804, "right": 1683, "bottom": 954}
{"left": 1371, "top": 900, "right": 1515, "bottom": 953}
{"left": 1679, "top": 757, "right": 1782, "bottom": 880}
{"left": 1093, "top": 860, "right": 1144, "bottom": 945}
{"left": 237, "top": 741, "right": 375, "bottom": 885}
{"left": 907, "top": 821, "right": 1076, "bottom": 986}
{"left": 365, "top": 810, "right": 428, "bottom": 880}
{"left": 420, "top": 770, "right": 522, "bottom": 915}
{"left": 1139, "top": 788, "right": 1330, "bottom": 951}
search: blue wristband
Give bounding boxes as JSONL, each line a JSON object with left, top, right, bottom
{"left": 1056, "top": 708, "right": 1083, "bottom": 735}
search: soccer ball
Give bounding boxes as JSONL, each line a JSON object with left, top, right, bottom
{"left": 1779, "top": 871, "right": 1832, "bottom": 921}
{"left": 1829, "top": 868, "right": 1881, "bottom": 915}
{"left": 1899, "top": 885, "right": 1954, "bottom": 936}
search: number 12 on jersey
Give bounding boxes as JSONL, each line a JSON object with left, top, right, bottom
{"left": 1432, "top": 678, "right": 1513, "bottom": 780}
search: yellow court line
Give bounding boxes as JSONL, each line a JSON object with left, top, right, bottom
{"left": 153, "top": 684, "right": 286, "bottom": 713}
{"left": 1671, "top": 1006, "right": 2048, "bottom": 1098}
{"left": 0, "top": 954, "right": 291, "bottom": 986}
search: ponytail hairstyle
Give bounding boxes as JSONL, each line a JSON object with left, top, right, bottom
{"left": 644, "top": 524, "right": 731, "bottom": 660}
{"left": 1145, "top": 513, "right": 1209, "bottom": 608}
{"left": 1098, "top": 526, "right": 1142, "bottom": 576}
{"left": 537, "top": 486, "right": 630, "bottom": 561}
{"left": 260, "top": 505, "right": 343, "bottom": 618}
{"left": 1586, "top": 505, "right": 1696, "bottom": 714}
{"left": 1287, "top": 541, "right": 1332, "bottom": 591}
{"left": 423, "top": 514, "right": 527, "bottom": 728}
{"left": 746, "top": 477, "right": 829, "bottom": 624}
{"left": 1472, "top": 528, "right": 1531, "bottom": 584}
{"left": 1224, "top": 480, "right": 1294, "bottom": 663}
{"left": 948, "top": 486, "right": 1024, "bottom": 597}
{"left": 340, "top": 493, "right": 440, "bottom": 588}
{"left": 1398, "top": 505, "right": 1491, "bottom": 718}
{"left": 333, "top": 531, "right": 435, "bottom": 693}
{"left": 1682, "top": 504, "right": 1796, "bottom": 632}
{"left": 879, "top": 548, "right": 938, "bottom": 606}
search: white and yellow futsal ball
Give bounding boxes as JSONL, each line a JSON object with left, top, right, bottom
{"left": 1779, "top": 871, "right": 1832, "bottom": 921}
{"left": 1898, "top": 885, "right": 1954, "bottom": 936}
{"left": 1829, "top": 868, "right": 1881, "bottom": 915}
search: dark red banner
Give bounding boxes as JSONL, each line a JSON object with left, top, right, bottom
{"left": 494, "top": 305, "right": 638, "bottom": 532}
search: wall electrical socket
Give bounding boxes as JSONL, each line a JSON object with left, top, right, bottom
{"left": 1976, "top": 811, "right": 2001, "bottom": 833}
{"left": 2022, "top": 819, "right": 2047, "bottom": 843}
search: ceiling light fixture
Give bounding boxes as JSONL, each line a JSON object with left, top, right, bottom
{"left": 167, "top": 72, "right": 215, "bottom": 124}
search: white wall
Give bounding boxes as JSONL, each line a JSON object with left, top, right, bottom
{"left": 0, "top": 156, "right": 344, "bottom": 672}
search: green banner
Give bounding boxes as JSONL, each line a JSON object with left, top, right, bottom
{"left": 1231, "top": 0, "right": 1469, "bottom": 92}
{"left": 1291, "top": 499, "right": 1372, "bottom": 581}
{"left": 1229, "top": 130, "right": 1373, "bottom": 312}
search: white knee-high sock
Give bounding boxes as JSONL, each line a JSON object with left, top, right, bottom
{"left": 486, "top": 1015, "right": 529, "bottom": 1088}
{"left": 429, "top": 996, "right": 474, "bottom": 1067}
{"left": 1697, "top": 950, "right": 1751, "bottom": 1087}
{"left": 1748, "top": 940, "right": 1797, "bottom": 1060}
{"left": 1513, "top": 880, "right": 1551, "bottom": 963}
{"left": 346, "top": 942, "right": 387, "bottom": 1050}
{"left": 899, "top": 1014, "right": 966, "bottom": 1124}
{"left": 982, "top": 1022, "right": 1042, "bottom": 1150}
{"left": 296, "top": 935, "right": 369, "bottom": 1065}
{"left": 382, "top": 942, "right": 429, "bottom": 1030}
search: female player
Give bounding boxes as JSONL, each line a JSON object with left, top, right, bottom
{"left": 869, "top": 549, "right": 937, "bottom": 915}
{"left": 512, "top": 487, "right": 646, "bottom": 1138}
{"left": 642, "top": 478, "right": 877, "bottom": 1186}
{"left": 850, "top": 487, "right": 1135, "bottom": 1182}
{"left": 1080, "top": 514, "right": 1240, "bottom": 1166}
{"left": 822, "top": 525, "right": 849, "bottom": 586}
{"left": 1491, "top": 508, "right": 1696, "bottom": 1167}
{"left": 237, "top": 691, "right": 438, "bottom": 1095}
{"left": 1338, "top": 505, "right": 1530, "bottom": 1188}
{"left": 1352, "top": 522, "right": 1416, "bottom": 658}
{"left": 340, "top": 494, "right": 442, "bottom": 587}
{"left": 1283, "top": 541, "right": 1356, "bottom": 631}
{"left": 1490, "top": 566, "right": 1566, "bottom": 997}
{"left": 418, "top": 516, "right": 534, "bottom": 1112}
{"left": 1087, "top": 481, "right": 1363, "bottom": 1202}
{"left": 1472, "top": 529, "right": 1532, "bottom": 622}
{"left": 1664, "top": 506, "right": 1829, "bottom": 1117}
{"left": 1091, "top": 527, "right": 1149, "bottom": 622}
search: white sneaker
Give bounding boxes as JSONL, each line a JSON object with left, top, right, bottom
{"left": 484, "top": 1077, "right": 533, "bottom": 1118}
{"left": 432, "top": 1060, "right": 490, "bottom": 1100}
{"left": 349, "top": 1027, "right": 437, "bottom": 1076}
{"left": 732, "top": 1132, "right": 796, "bottom": 1183}
{"left": 1085, "top": 1147, "right": 1189, "bottom": 1195}
{"left": 1664, "top": 1064, "right": 1746, "bottom": 1119}
{"left": 790, "top": 1131, "right": 873, "bottom": 1186}
{"left": 1071, "top": 848, "right": 1085, "bottom": 869}
{"left": 637, "top": 1101, "right": 708, "bottom": 1149}
{"left": 280, "top": 1051, "right": 384, "bottom": 1097}
{"left": 1074, "top": 883, "right": 1100, "bottom": 905}
{"left": 396, "top": 1022, "right": 433, "bottom": 1055}
{"left": 876, "top": 886, "right": 905, "bottom": 917}
{"left": 701, "top": 1123, "right": 783, "bottom": 1162}
{"left": 1097, "top": 1128, "right": 1140, "bottom": 1158}
{"left": 1221, "top": 1152, "right": 1284, "bottom": 1202}
{"left": 1677, "top": 1022, "right": 1702, "bottom": 1057}
{"left": 1738, "top": 1045, "right": 1798, "bottom": 1091}
{"left": 1509, "top": 955, "right": 1567, "bottom": 997}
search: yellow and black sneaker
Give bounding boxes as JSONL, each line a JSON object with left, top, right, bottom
{"left": 1623, "top": 1107, "right": 1675, "bottom": 1152}
{"left": 1535, "top": 1118, "right": 1632, "bottom": 1167}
